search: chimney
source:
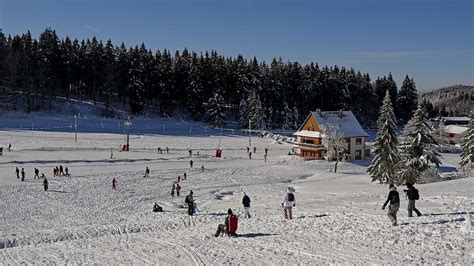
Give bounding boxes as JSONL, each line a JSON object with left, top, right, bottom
{"left": 316, "top": 108, "right": 321, "bottom": 115}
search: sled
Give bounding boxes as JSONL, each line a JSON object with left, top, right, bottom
{"left": 228, "top": 214, "right": 238, "bottom": 235}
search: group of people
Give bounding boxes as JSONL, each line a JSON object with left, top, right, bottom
{"left": 53, "top": 165, "right": 69, "bottom": 177}
{"left": 212, "top": 187, "right": 296, "bottom": 238}
{"left": 382, "top": 182, "right": 422, "bottom": 226}
{"left": 15, "top": 166, "right": 49, "bottom": 191}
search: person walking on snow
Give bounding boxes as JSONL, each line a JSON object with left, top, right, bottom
{"left": 248, "top": 152, "right": 252, "bottom": 159}
{"left": 214, "top": 208, "right": 238, "bottom": 237}
{"left": 112, "top": 178, "right": 117, "bottom": 189}
{"left": 65, "top": 167, "right": 69, "bottom": 176}
{"left": 201, "top": 164, "right": 205, "bottom": 172}
{"left": 282, "top": 187, "right": 296, "bottom": 219}
{"left": 144, "top": 167, "right": 150, "bottom": 178}
{"left": 21, "top": 168, "right": 25, "bottom": 181}
{"left": 43, "top": 177, "right": 49, "bottom": 191}
{"left": 253, "top": 147, "right": 256, "bottom": 153}
{"left": 16, "top": 167, "right": 19, "bottom": 179}
{"left": 242, "top": 192, "right": 251, "bottom": 218}
{"left": 176, "top": 182, "right": 181, "bottom": 196}
{"left": 404, "top": 182, "right": 422, "bottom": 217}
{"left": 183, "top": 172, "right": 187, "bottom": 180}
{"left": 185, "top": 191, "right": 194, "bottom": 216}
{"left": 171, "top": 182, "right": 176, "bottom": 197}
{"left": 190, "top": 160, "right": 193, "bottom": 169}
{"left": 382, "top": 183, "right": 400, "bottom": 226}
{"left": 34, "top": 168, "right": 40, "bottom": 179}
{"left": 59, "top": 165, "right": 64, "bottom": 176}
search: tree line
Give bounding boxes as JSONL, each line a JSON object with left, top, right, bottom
{"left": 0, "top": 28, "right": 419, "bottom": 129}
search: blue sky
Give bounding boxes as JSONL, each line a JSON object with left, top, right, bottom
{"left": 1, "top": 0, "right": 472, "bottom": 91}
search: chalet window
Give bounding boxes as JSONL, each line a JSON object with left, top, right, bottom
{"left": 304, "top": 139, "right": 314, "bottom": 144}
{"left": 356, "top": 138, "right": 362, "bottom": 144}
{"left": 356, "top": 150, "right": 362, "bottom": 156}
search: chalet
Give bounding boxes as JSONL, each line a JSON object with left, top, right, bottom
{"left": 293, "top": 110, "right": 368, "bottom": 160}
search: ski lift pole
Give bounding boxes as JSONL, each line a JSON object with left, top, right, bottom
{"left": 74, "top": 115, "right": 77, "bottom": 142}
{"left": 248, "top": 119, "right": 251, "bottom": 149}
{"left": 217, "top": 127, "right": 223, "bottom": 150}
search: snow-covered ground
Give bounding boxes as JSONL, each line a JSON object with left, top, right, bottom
{"left": 0, "top": 130, "right": 472, "bottom": 264}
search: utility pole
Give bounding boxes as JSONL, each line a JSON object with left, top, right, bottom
{"left": 248, "top": 119, "right": 251, "bottom": 149}
{"left": 74, "top": 115, "right": 77, "bottom": 142}
{"left": 125, "top": 116, "right": 132, "bottom": 149}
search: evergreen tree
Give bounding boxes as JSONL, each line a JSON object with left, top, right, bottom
{"left": 459, "top": 112, "right": 474, "bottom": 171}
{"left": 367, "top": 90, "right": 400, "bottom": 184}
{"left": 398, "top": 103, "right": 442, "bottom": 184}
{"left": 127, "top": 47, "right": 145, "bottom": 114}
{"left": 397, "top": 75, "right": 418, "bottom": 123}
{"left": 204, "top": 92, "right": 226, "bottom": 128}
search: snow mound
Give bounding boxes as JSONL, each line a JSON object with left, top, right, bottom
{"left": 277, "top": 155, "right": 305, "bottom": 165}
{"left": 214, "top": 190, "right": 234, "bottom": 200}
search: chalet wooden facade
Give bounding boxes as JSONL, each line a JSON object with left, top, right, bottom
{"left": 294, "top": 110, "right": 368, "bottom": 160}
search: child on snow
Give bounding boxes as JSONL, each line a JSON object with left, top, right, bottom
{"left": 382, "top": 183, "right": 400, "bottom": 226}
{"left": 282, "top": 187, "right": 296, "bottom": 219}
{"left": 242, "top": 192, "right": 251, "bottom": 218}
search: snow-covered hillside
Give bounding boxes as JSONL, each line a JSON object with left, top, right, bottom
{"left": 0, "top": 130, "right": 472, "bottom": 264}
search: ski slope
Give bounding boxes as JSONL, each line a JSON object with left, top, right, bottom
{"left": 0, "top": 130, "right": 472, "bottom": 264}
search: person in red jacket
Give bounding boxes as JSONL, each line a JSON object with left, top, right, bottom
{"left": 214, "top": 209, "right": 238, "bottom": 237}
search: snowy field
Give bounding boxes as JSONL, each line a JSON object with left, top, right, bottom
{"left": 0, "top": 130, "right": 472, "bottom": 264}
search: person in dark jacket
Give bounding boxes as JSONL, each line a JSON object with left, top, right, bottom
{"left": 382, "top": 183, "right": 400, "bottom": 226}
{"left": 404, "top": 182, "right": 422, "bottom": 217}
{"left": 242, "top": 192, "right": 251, "bottom": 218}
{"left": 43, "top": 177, "right": 49, "bottom": 191}
{"left": 21, "top": 168, "right": 25, "bottom": 181}
{"left": 16, "top": 167, "right": 19, "bottom": 179}
{"left": 185, "top": 191, "right": 194, "bottom": 215}
{"left": 34, "top": 168, "right": 40, "bottom": 179}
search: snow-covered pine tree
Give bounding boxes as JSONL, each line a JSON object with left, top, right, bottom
{"left": 398, "top": 103, "right": 442, "bottom": 184}
{"left": 281, "top": 103, "right": 292, "bottom": 130}
{"left": 368, "top": 90, "right": 400, "bottom": 184}
{"left": 459, "top": 111, "right": 474, "bottom": 171}
{"left": 127, "top": 48, "right": 145, "bottom": 115}
{"left": 247, "top": 90, "right": 266, "bottom": 130}
{"left": 204, "top": 92, "right": 226, "bottom": 128}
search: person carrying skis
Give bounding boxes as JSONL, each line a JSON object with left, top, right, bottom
{"left": 185, "top": 191, "right": 194, "bottom": 216}
{"left": 16, "top": 167, "right": 19, "bottom": 179}
{"left": 34, "top": 168, "right": 40, "bottom": 179}
{"left": 282, "top": 187, "right": 296, "bottom": 219}
{"left": 43, "top": 177, "right": 49, "bottom": 191}
{"left": 112, "top": 178, "right": 118, "bottom": 189}
{"left": 21, "top": 168, "right": 25, "bottom": 181}
{"left": 214, "top": 208, "right": 238, "bottom": 237}
{"left": 382, "top": 183, "right": 400, "bottom": 226}
{"left": 242, "top": 192, "right": 251, "bottom": 218}
{"left": 404, "top": 182, "right": 422, "bottom": 217}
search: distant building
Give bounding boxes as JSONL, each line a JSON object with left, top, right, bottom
{"left": 434, "top": 116, "right": 470, "bottom": 126}
{"left": 293, "top": 110, "right": 368, "bottom": 160}
{"left": 438, "top": 125, "right": 469, "bottom": 144}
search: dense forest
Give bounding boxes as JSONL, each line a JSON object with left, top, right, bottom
{"left": 421, "top": 85, "right": 473, "bottom": 117}
{"left": 0, "top": 28, "right": 419, "bottom": 129}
